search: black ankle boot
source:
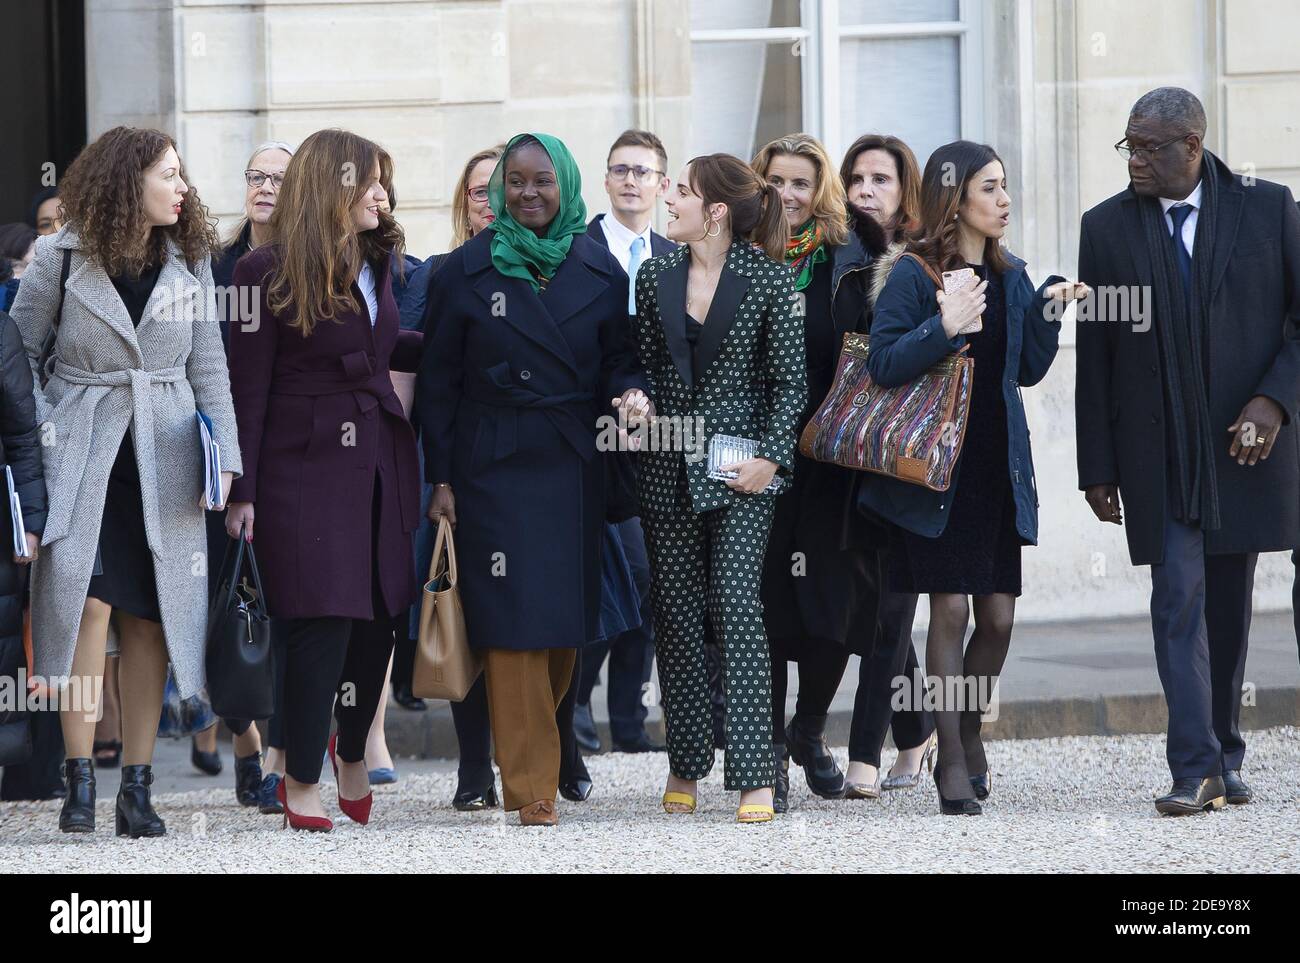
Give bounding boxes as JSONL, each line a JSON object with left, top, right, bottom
{"left": 234, "top": 752, "right": 264, "bottom": 807}
{"left": 59, "top": 758, "right": 96, "bottom": 833}
{"left": 773, "top": 746, "right": 790, "bottom": 813}
{"left": 115, "top": 765, "right": 166, "bottom": 838}
{"left": 785, "top": 715, "right": 845, "bottom": 799}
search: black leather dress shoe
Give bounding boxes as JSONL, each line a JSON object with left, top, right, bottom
{"left": 1155, "top": 776, "right": 1227, "bottom": 816}
{"left": 773, "top": 747, "right": 790, "bottom": 814}
{"left": 934, "top": 766, "right": 981, "bottom": 816}
{"left": 573, "top": 703, "right": 601, "bottom": 753}
{"left": 611, "top": 733, "right": 665, "bottom": 753}
{"left": 392, "top": 682, "right": 427, "bottom": 712}
{"left": 257, "top": 773, "right": 284, "bottom": 814}
{"left": 784, "top": 715, "right": 845, "bottom": 799}
{"left": 453, "top": 783, "right": 499, "bottom": 811}
{"left": 59, "top": 758, "right": 96, "bottom": 833}
{"left": 1223, "top": 770, "right": 1253, "bottom": 805}
{"left": 559, "top": 777, "right": 593, "bottom": 802}
{"left": 234, "top": 751, "right": 263, "bottom": 807}
{"left": 116, "top": 765, "right": 166, "bottom": 838}
{"left": 969, "top": 771, "right": 991, "bottom": 800}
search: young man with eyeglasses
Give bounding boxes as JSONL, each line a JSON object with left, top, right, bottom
{"left": 1076, "top": 87, "right": 1300, "bottom": 816}
{"left": 571, "top": 130, "right": 677, "bottom": 757}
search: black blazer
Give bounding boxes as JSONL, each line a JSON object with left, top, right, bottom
{"left": 1075, "top": 152, "right": 1300, "bottom": 565}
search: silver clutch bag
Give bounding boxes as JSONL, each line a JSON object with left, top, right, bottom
{"left": 706, "top": 433, "right": 784, "bottom": 493}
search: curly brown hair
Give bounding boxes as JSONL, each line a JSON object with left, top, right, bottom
{"left": 58, "top": 126, "right": 218, "bottom": 276}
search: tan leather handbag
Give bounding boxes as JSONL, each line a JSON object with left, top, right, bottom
{"left": 412, "top": 516, "right": 480, "bottom": 701}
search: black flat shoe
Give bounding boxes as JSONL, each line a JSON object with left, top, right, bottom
{"left": 58, "top": 758, "right": 96, "bottom": 833}
{"left": 453, "top": 784, "right": 499, "bottom": 811}
{"left": 784, "top": 715, "right": 845, "bottom": 799}
{"left": 969, "top": 771, "right": 991, "bottom": 800}
{"left": 773, "top": 746, "right": 790, "bottom": 814}
{"left": 573, "top": 703, "right": 601, "bottom": 754}
{"left": 934, "top": 766, "right": 981, "bottom": 816}
{"left": 611, "top": 733, "right": 665, "bottom": 753}
{"left": 190, "top": 737, "right": 222, "bottom": 776}
{"left": 234, "top": 752, "right": 263, "bottom": 807}
{"left": 1223, "top": 770, "right": 1253, "bottom": 805}
{"left": 115, "top": 764, "right": 166, "bottom": 838}
{"left": 257, "top": 774, "right": 284, "bottom": 814}
{"left": 1154, "top": 776, "right": 1226, "bottom": 816}
{"left": 392, "top": 682, "right": 427, "bottom": 712}
{"left": 559, "top": 777, "right": 593, "bottom": 802}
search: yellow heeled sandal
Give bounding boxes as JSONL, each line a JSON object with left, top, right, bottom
{"left": 662, "top": 791, "right": 697, "bottom": 814}
{"left": 736, "top": 804, "right": 774, "bottom": 824}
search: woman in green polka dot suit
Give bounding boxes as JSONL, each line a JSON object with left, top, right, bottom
{"left": 627, "top": 153, "right": 806, "bottom": 824}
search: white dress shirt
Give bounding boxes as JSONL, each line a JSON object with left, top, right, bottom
{"left": 599, "top": 213, "right": 654, "bottom": 275}
{"left": 357, "top": 261, "right": 379, "bottom": 326}
{"left": 1159, "top": 180, "right": 1202, "bottom": 256}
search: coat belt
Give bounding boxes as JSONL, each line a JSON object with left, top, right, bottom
{"left": 42, "top": 362, "right": 188, "bottom": 559}
{"left": 463, "top": 384, "right": 597, "bottom": 464}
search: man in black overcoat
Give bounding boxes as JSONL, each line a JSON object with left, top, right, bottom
{"left": 1076, "top": 87, "right": 1300, "bottom": 815}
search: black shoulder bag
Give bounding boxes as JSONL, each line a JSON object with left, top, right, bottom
{"left": 204, "top": 526, "right": 274, "bottom": 720}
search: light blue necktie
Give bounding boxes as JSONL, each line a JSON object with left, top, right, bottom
{"left": 627, "top": 235, "right": 646, "bottom": 314}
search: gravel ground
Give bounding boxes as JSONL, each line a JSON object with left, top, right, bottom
{"left": 2, "top": 727, "right": 1297, "bottom": 874}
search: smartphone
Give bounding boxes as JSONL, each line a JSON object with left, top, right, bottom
{"left": 941, "top": 267, "right": 982, "bottom": 334}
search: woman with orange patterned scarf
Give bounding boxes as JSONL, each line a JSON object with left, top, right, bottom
{"left": 750, "top": 133, "right": 891, "bottom": 813}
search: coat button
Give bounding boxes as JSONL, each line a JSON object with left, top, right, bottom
{"left": 520, "top": 369, "right": 531, "bottom": 380}
{"left": 1150, "top": 364, "right": 1158, "bottom": 375}
{"left": 1151, "top": 414, "right": 1160, "bottom": 424}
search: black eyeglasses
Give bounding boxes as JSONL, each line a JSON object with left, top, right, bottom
{"left": 1114, "top": 135, "right": 1189, "bottom": 162}
{"left": 245, "top": 169, "right": 285, "bottom": 189}
{"left": 607, "top": 164, "right": 665, "bottom": 183}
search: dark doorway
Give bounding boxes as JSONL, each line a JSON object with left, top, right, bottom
{"left": 1, "top": 1, "right": 86, "bottom": 226}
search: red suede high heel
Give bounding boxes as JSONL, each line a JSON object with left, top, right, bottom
{"left": 328, "top": 733, "right": 374, "bottom": 825}
{"left": 277, "top": 778, "right": 333, "bottom": 833}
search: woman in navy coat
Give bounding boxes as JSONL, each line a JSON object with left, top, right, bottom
{"left": 417, "top": 133, "right": 645, "bottom": 826}
{"left": 856, "top": 141, "right": 1085, "bottom": 815}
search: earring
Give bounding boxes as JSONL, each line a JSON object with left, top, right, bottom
{"left": 705, "top": 218, "right": 721, "bottom": 238}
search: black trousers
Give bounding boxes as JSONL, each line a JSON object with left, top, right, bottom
{"left": 276, "top": 612, "right": 399, "bottom": 784}
{"left": 576, "top": 519, "right": 655, "bottom": 745}
{"left": 848, "top": 586, "right": 933, "bottom": 766}
{"left": 450, "top": 650, "right": 584, "bottom": 792}
{"left": 1150, "top": 515, "right": 1256, "bottom": 779}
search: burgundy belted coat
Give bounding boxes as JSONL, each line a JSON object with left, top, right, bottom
{"left": 228, "top": 244, "right": 422, "bottom": 621}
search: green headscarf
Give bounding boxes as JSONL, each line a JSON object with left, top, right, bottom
{"left": 488, "top": 132, "right": 587, "bottom": 291}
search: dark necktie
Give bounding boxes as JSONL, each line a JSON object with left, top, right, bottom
{"left": 1167, "top": 202, "right": 1194, "bottom": 303}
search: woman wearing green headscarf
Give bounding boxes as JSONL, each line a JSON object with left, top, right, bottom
{"left": 416, "top": 133, "right": 649, "bottom": 826}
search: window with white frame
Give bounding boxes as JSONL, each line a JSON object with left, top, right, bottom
{"left": 688, "top": 0, "right": 982, "bottom": 169}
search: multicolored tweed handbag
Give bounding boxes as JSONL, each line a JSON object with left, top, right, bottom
{"left": 798, "top": 255, "right": 973, "bottom": 490}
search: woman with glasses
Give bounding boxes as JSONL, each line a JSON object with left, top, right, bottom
{"left": 190, "top": 142, "right": 295, "bottom": 813}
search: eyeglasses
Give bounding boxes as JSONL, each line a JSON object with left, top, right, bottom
{"left": 1114, "top": 135, "right": 1188, "bottom": 162}
{"left": 467, "top": 186, "right": 489, "bottom": 203}
{"left": 244, "top": 169, "right": 285, "bottom": 189}
{"left": 607, "top": 164, "right": 665, "bottom": 183}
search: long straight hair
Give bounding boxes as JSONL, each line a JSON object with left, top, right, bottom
{"left": 687, "top": 153, "right": 787, "bottom": 261}
{"left": 750, "top": 133, "right": 849, "bottom": 247}
{"left": 839, "top": 133, "right": 922, "bottom": 242}
{"left": 266, "top": 129, "right": 404, "bottom": 336}
{"left": 450, "top": 144, "right": 505, "bottom": 248}
{"left": 906, "top": 140, "right": 1011, "bottom": 276}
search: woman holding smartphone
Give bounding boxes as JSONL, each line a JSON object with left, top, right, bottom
{"left": 859, "top": 140, "right": 1086, "bottom": 815}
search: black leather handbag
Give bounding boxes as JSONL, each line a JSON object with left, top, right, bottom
{"left": 204, "top": 528, "right": 274, "bottom": 720}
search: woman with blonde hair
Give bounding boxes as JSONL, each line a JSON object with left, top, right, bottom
{"left": 750, "top": 133, "right": 891, "bottom": 811}
{"left": 226, "top": 128, "right": 422, "bottom": 831}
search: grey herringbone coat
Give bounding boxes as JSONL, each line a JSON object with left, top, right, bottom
{"left": 8, "top": 228, "right": 242, "bottom": 697}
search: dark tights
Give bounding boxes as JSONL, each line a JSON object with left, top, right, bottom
{"left": 925, "top": 592, "right": 1015, "bottom": 800}
{"left": 770, "top": 637, "right": 850, "bottom": 745}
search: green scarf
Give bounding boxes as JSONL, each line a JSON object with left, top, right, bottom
{"left": 785, "top": 218, "right": 827, "bottom": 291}
{"left": 488, "top": 132, "right": 588, "bottom": 291}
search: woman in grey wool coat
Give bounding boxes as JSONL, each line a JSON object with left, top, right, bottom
{"left": 9, "top": 127, "right": 241, "bottom": 839}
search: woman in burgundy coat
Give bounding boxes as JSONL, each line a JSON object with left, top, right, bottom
{"left": 226, "top": 129, "right": 421, "bottom": 832}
